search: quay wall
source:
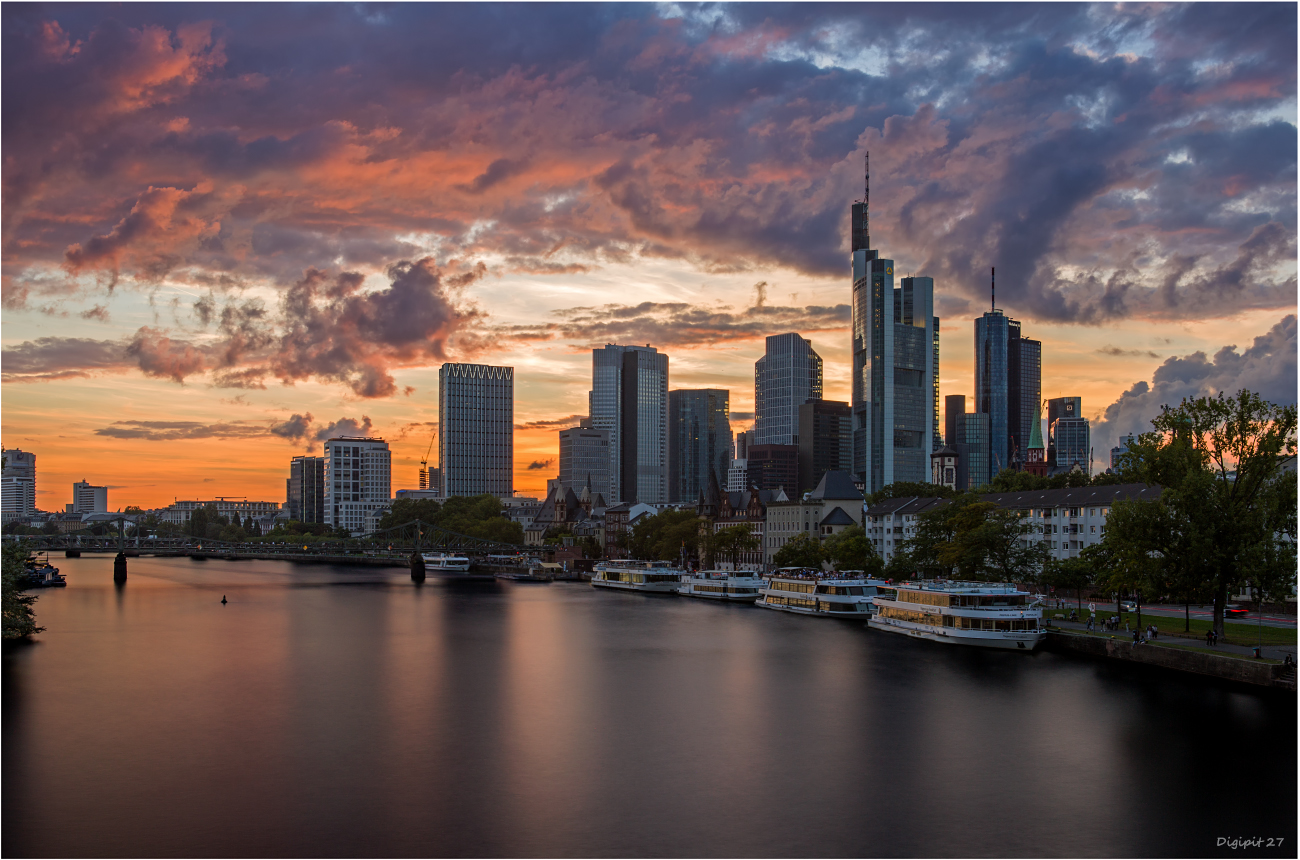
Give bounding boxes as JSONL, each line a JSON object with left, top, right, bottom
{"left": 1045, "top": 631, "right": 1296, "bottom": 691}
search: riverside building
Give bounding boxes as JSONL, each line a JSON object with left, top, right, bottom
{"left": 324, "top": 437, "right": 392, "bottom": 534}
{"left": 589, "top": 344, "right": 669, "bottom": 504}
{"left": 439, "top": 363, "right": 514, "bottom": 498}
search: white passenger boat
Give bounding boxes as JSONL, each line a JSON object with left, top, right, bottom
{"left": 869, "top": 581, "right": 1046, "bottom": 650}
{"left": 421, "top": 551, "right": 471, "bottom": 572}
{"left": 677, "top": 569, "right": 764, "bottom": 602}
{"left": 590, "top": 560, "right": 683, "bottom": 594}
{"left": 755, "top": 568, "right": 888, "bottom": 617}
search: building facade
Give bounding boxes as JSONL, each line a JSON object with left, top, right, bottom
{"left": 559, "top": 425, "right": 611, "bottom": 502}
{"left": 667, "top": 388, "right": 731, "bottom": 504}
{"left": 1047, "top": 396, "right": 1091, "bottom": 475}
{"left": 851, "top": 225, "right": 938, "bottom": 494}
{"left": 324, "top": 437, "right": 392, "bottom": 534}
{"left": 160, "top": 499, "right": 282, "bottom": 526}
{"left": 943, "top": 394, "right": 992, "bottom": 491}
{"left": 746, "top": 444, "right": 799, "bottom": 494}
{"left": 1110, "top": 434, "right": 1135, "bottom": 472}
{"left": 439, "top": 363, "right": 514, "bottom": 498}
{"left": 974, "top": 308, "right": 1041, "bottom": 476}
{"left": 589, "top": 344, "right": 669, "bottom": 504}
{"left": 764, "top": 471, "right": 865, "bottom": 565}
{"left": 797, "top": 399, "right": 852, "bottom": 495}
{"left": 71, "top": 481, "right": 108, "bottom": 514}
{"left": 287, "top": 455, "right": 325, "bottom": 523}
{"left": 1, "top": 448, "right": 36, "bottom": 524}
{"left": 754, "top": 333, "right": 822, "bottom": 446}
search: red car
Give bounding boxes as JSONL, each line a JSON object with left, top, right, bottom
{"left": 1224, "top": 604, "right": 1249, "bottom": 618}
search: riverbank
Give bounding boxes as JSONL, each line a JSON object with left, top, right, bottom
{"left": 1045, "top": 629, "right": 1297, "bottom": 691}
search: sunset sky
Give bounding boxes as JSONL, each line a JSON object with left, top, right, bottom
{"left": 2, "top": 3, "right": 1296, "bottom": 511}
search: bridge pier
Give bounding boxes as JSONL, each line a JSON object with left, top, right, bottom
{"left": 410, "top": 551, "right": 426, "bottom": 584}
{"left": 65, "top": 549, "right": 81, "bottom": 558}
{"left": 113, "top": 552, "right": 128, "bottom": 583}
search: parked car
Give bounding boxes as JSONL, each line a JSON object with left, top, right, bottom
{"left": 1224, "top": 604, "right": 1249, "bottom": 618}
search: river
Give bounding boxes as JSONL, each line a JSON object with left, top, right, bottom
{"left": 3, "top": 556, "right": 1295, "bottom": 857}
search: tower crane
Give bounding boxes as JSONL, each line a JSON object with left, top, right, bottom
{"left": 419, "top": 431, "right": 435, "bottom": 490}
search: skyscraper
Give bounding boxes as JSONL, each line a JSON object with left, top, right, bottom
{"left": 71, "top": 480, "right": 108, "bottom": 514}
{"left": 324, "top": 436, "right": 391, "bottom": 533}
{"left": 668, "top": 389, "right": 731, "bottom": 504}
{"left": 797, "top": 399, "right": 851, "bottom": 495}
{"left": 287, "top": 455, "right": 325, "bottom": 523}
{"left": 439, "top": 363, "right": 514, "bottom": 498}
{"left": 944, "top": 394, "right": 991, "bottom": 491}
{"left": 589, "top": 345, "right": 669, "bottom": 504}
{"left": 851, "top": 238, "right": 938, "bottom": 493}
{"left": 974, "top": 291, "right": 1040, "bottom": 477}
{"left": 558, "top": 425, "right": 610, "bottom": 501}
{"left": 1, "top": 448, "right": 36, "bottom": 524}
{"left": 754, "top": 333, "right": 822, "bottom": 446}
{"left": 1047, "top": 396, "right": 1091, "bottom": 475}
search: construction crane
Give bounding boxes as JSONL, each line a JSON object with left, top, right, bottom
{"left": 419, "top": 431, "right": 435, "bottom": 490}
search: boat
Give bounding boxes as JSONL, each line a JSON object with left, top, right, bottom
{"left": 495, "top": 561, "right": 558, "bottom": 582}
{"left": 20, "top": 556, "right": 66, "bottom": 588}
{"left": 869, "top": 581, "right": 1046, "bottom": 650}
{"left": 590, "top": 560, "right": 683, "bottom": 594}
{"left": 421, "top": 552, "right": 493, "bottom": 581}
{"left": 677, "top": 569, "right": 764, "bottom": 602}
{"left": 755, "top": 568, "right": 886, "bottom": 617}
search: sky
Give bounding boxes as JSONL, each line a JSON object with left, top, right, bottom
{"left": 2, "top": 2, "right": 1296, "bottom": 511}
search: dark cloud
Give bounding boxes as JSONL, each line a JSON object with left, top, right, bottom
{"left": 515, "top": 415, "right": 585, "bottom": 430}
{"left": 526, "top": 459, "right": 555, "bottom": 471}
{"left": 95, "top": 420, "right": 272, "bottom": 441}
{"left": 126, "top": 326, "right": 206, "bottom": 383}
{"left": 1097, "top": 346, "right": 1160, "bottom": 359}
{"left": 1092, "top": 315, "right": 1297, "bottom": 455}
{"left": 730, "top": 411, "right": 754, "bottom": 421}
{"left": 1, "top": 336, "right": 127, "bottom": 381}
{"left": 458, "top": 158, "right": 529, "bottom": 194}
{"left": 268, "top": 412, "right": 375, "bottom": 443}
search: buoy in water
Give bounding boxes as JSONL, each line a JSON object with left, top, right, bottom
{"left": 410, "top": 551, "right": 426, "bottom": 584}
{"left": 221, "top": 595, "right": 227, "bottom": 605}
{"left": 113, "top": 552, "right": 127, "bottom": 583}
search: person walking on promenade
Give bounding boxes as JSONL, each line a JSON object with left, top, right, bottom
{"left": 1206, "top": 629, "right": 1213, "bottom": 646}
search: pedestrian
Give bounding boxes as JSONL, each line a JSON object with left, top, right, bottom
{"left": 1206, "top": 629, "right": 1213, "bottom": 646}
{"left": 1132, "top": 629, "right": 1140, "bottom": 645}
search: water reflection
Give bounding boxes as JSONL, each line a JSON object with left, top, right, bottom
{"left": 2, "top": 557, "right": 1294, "bottom": 858}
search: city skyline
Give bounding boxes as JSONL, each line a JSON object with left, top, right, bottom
{"left": 1, "top": 3, "right": 1295, "bottom": 508}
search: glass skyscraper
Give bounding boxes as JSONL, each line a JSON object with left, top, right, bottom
{"left": 975, "top": 310, "right": 1041, "bottom": 476}
{"left": 589, "top": 344, "right": 669, "bottom": 504}
{"left": 667, "top": 389, "right": 731, "bottom": 503}
{"left": 1047, "top": 396, "right": 1090, "bottom": 475}
{"left": 558, "top": 425, "right": 610, "bottom": 501}
{"left": 754, "top": 333, "right": 822, "bottom": 446}
{"left": 438, "top": 363, "right": 514, "bottom": 498}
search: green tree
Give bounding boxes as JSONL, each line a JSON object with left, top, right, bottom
{"left": 1108, "top": 390, "right": 1296, "bottom": 636}
{"left": 2, "top": 543, "right": 43, "bottom": 639}
{"left": 376, "top": 498, "right": 442, "bottom": 530}
{"left": 772, "top": 532, "right": 825, "bottom": 569}
{"left": 1040, "top": 554, "right": 1095, "bottom": 612}
{"left": 822, "top": 524, "right": 884, "bottom": 576}
{"left": 628, "top": 510, "right": 704, "bottom": 562}
{"left": 900, "top": 493, "right": 1043, "bottom": 581}
{"left": 707, "top": 525, "right": 760, "bottom": 569}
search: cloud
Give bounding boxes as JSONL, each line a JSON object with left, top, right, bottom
{"left": 1092, "top": 315, "right": 1297, "bottom": 456}
{"left": 1097, "top": 346, "right": 1161, "bottom": 359}
{"left": 457, "top": 158, "right": 530, "bottom": 194}
{"left": 94, "top": 420, "right": 274, "bottom": 441}
{"left": 730, "top": 411, "right": 754, "bottom": 421}
{"left": 527, "top": 459, "right": 555, "bottom": 471}
{"left": 515, "top": 414, "right": 585, "bottom": 430}
{"left": 268, "top": 412, "right": 375, "bottom": 443}
{"left": 1, "top": 336, "right": 129, "bottom": 382}
{"left": 126, "top": 326, "right": 206, "bottom": 383}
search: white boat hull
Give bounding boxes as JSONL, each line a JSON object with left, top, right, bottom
{"left": 679, "top": 589, "right": 760, "bottom": 602}
{"left": 755, "top": 598, "right": 872, "bottom": 618}
{"left": 591, "top": 579, "right": 679, "bottom": 594}
{"left": 869, "top": 616, "right": 1045, "bottom": 650}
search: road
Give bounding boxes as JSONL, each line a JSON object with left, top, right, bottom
{"left": 1045, "top": 601, "right": 1296, "bottom": 630}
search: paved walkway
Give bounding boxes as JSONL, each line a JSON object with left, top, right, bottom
{"left": 1048, "top": 616, "right": 1298, "bottom": 663}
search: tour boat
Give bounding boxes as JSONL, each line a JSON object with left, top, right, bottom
{"left": 869, "top": 581, "right": 1046, "bottom": 650}
{"left": 590, "top": 560, "right": 683, "bottom": 594}
{"left": 677, "top": 569, "right": 764, "bottom": 602}
{"left": 420, "top": 551, "right": 471, "bottom": 572}
{"left": 755, "top": 568, "right": 887, "bottom": 617}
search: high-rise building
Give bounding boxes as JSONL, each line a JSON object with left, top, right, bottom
{"left": 1110, "top": 434, "right": 1135, "bottom": 472}
{"left": 324, "top": 437, "right": 391, "bottom": 534}
{"left": 974, "top": 290, "right": 1041, "bottom": 476}
{"left": 588, "top": 344, "right": 669, "bottom": 504}
{"left": 439, "top": 363, "right": 514, "bottom": 498}
{"left": 932, "top": 315, "right": 942, "bottom": 452}
{"left": 1047, "top": 396, "right": 1091, "bottom": 475}
{"left": 797, "top": 399, "right": 851, "bottom": 495}
{"left": 851, "top": 249, "right": 938, "bottom": 493}
{"left": 944, "top": 394, "right": 991, "bottom": 491}
{"left": 746, "top": 444, "right": 799, "bottom": 494}
{"left": 558, "top": 425, "right": 611, "bottom": 502}
{"left": 1, "top": 448, "right": 36, "bottom": 523}
{"left": 71, "top": 480, "right": 108, "bottom": 514}
{"left": 735, "top": 429, "right": 755, "bottom": 460}
{"left": 754, "top": 333, "right": 822, "bottom": 446}
{"left": 668, "top": 389, "right": 731, "bottom": 504}
{"left": 287, "top": 455, "right": 325, "bottom": 523}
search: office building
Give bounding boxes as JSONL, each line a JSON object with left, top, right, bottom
{"left": 735, "top": 429, "right": 754, "bottom": 460}
{"left": 974, "top": 295, "right": 1041, "bottom": 476}
{"left": 558, "top": 425, "right": 611, "bottom": 502}
{"left": 324, "top": 436, "right": 392, "bottom": 534}
{"left": 71, "top": 481, "right": 108, "bottom": 514}
{"left": 589, "top": 344, "right": 669, "bottom": 504}
{"left": 439, "top": 363, "right": 514, "bottom": 498}
{"left": 287, "top": 455, "right": 325, "bottom": 523}
{"left": 1047, "top": 396, "right": 1091, "bottom": 476}
{"left": 944, "top": 394, "right": 990, "bottom": 491}
{"left": 746, "top": 444, "right": 799, "bottom": 493}
{"left": 851, "top": 214, "right": 938, "bottom": 492}
{"left": 668, "top": 389, "right": 731, "bottom": 504}
{"left": 797, "top": 399, "right": 852, "bottom": 495}
{"left": 1, "top": 448, "right": 36, "bottom": 523}
{"left": 160, "top": 499, "right": 282, "bottom": 526}
{"left": 754, "top": 333, "right": 822, "bottom": 446}
{"left": 725, "top": 459, "right": 749, "bottom": 492}
{"left": 1110, "top": 434, "right": 1136, "bottom": 472}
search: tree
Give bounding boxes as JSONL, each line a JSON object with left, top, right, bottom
{"left": 188, "top": 506, "right": 208, "bottom": 538}
{"left": 823, "top": 524, "right": 884, "bottom": 576}
{"left": 2, "top": 543, "right": 43, "bottom": 639}
{"left": 1041, "top": 554, "right": 1095, "bottom": 612}
{"left": 707, "top": 525, "right": 760, "bottom": 569}
{"left": 900, "top": 493, "right": 1043, "bottom": 581}
{"left": 628, "top": 510, "right": 704, "bottom": 562}
{"left": 1109, "top": 390, "right": 1297, "bottom": 636}
{"left": 377, "top": 498, "right": 442, "bottom": 530}
{"left": 772, "top": 532, "right": 825, "bottom": 569}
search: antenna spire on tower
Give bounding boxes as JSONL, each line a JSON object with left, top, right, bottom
{"left": 991, "top": 267, "right": 995, "bottom": 312}
{"left": 863, "top": 151, "right": 870, "bottom": 249}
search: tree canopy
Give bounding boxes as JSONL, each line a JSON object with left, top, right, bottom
{"left": 2, "top": 543, "right": 43, "bottom": 639}
{"left": 822, "top": 524, "right": 884, "bottom": 576}
{"left": 772, "top": 532, "right": 825, "bottom": 569}
{"left": 893, "top": 493, "right": 1045, "bottom": 581}
{"left": 375, "top": 495, "right": 524, "bottom": 544}
{"left": 627, "top": 509, "right": 703, "bottom": 562}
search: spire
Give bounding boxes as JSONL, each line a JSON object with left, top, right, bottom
{"left": 1028, "top": 399, "right": 1044, "bottom": 450}
{"left": 991, "top": 267, "right": 995, "bottom": 312}
{"left": 862, "top": 151, "right": 870, "bottom": 250}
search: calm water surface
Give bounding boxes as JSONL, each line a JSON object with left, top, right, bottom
{"left": 3, "top": 556, "right": 1295, "bottom": 858}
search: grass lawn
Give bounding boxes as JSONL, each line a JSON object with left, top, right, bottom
{"left": 1047, "top": 608, "right": 1297, "bottom": 648}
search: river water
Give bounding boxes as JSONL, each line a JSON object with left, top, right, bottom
{"left": 3, "top": 556, "right": 1295, "bottom": 858}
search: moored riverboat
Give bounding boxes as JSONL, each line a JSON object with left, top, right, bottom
{"left": 591, "top": 560, "right": 683, "bottom": 594}
{"left": 678, "top": 569, "right": 763, "bottom": 602}
{"left": 20, "top": 555, "right": 66, "bottom": 588}
{"left": 869, "top": 581, "right": 1045, "bottom": 650}
{"left": 755, "top": 568, "right": 887, "bottom": 618}
{"left": 422, "top": 552, "right": 494, "bottom": 581}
